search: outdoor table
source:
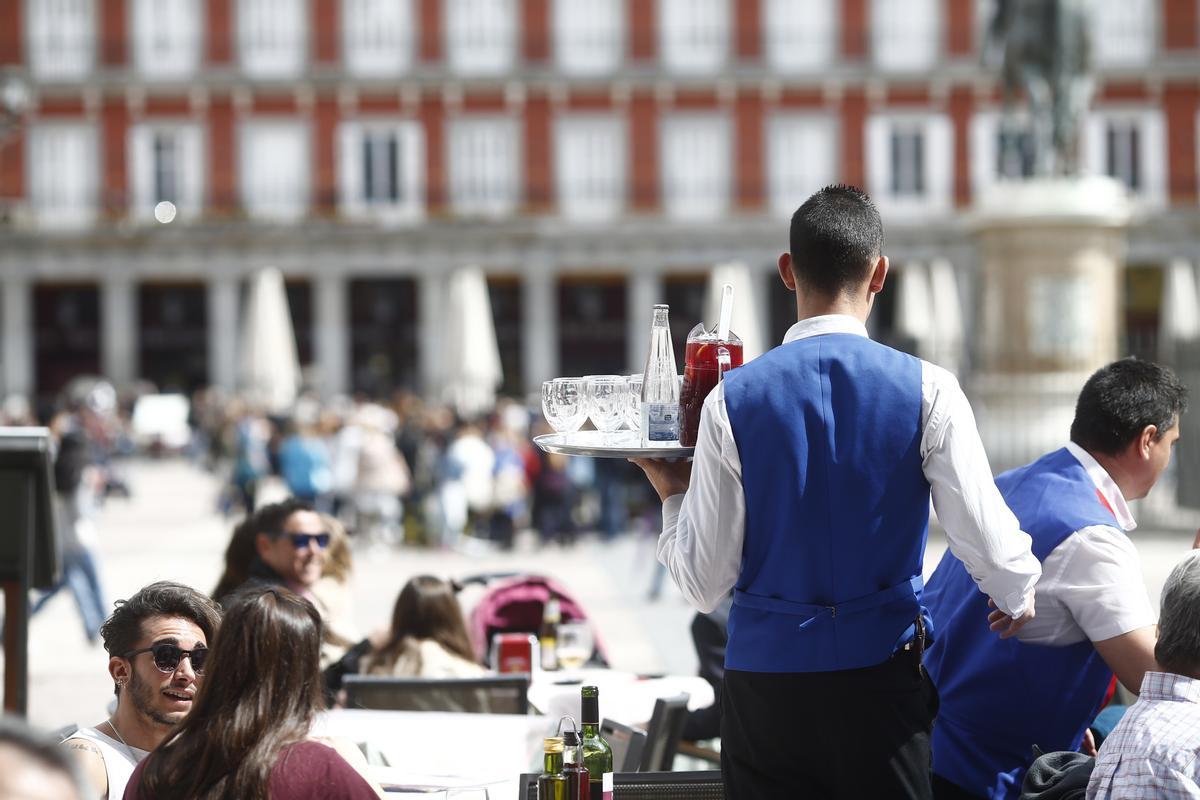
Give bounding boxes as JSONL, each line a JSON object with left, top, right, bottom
{"left": 526, "top": 668, "right": 715, "bottom": 726}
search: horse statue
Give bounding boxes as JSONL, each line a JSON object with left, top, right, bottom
{"left": 983, "top": 0, "right": 1095, "bottom": 177}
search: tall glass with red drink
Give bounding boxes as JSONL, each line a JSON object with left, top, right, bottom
{"left": 680, "top": 323, "right": 744, "bottom": 447}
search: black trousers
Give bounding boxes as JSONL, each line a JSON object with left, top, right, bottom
{"left": 720, "top": 649, "right": 939, "bottom": 800}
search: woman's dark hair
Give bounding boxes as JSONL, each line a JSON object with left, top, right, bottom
{"left": 138, "top": 586, "right": 324, "bottom": 800}
{"left": 368, "top": 576, "right": 477, "bottom": 670}
{"left": 211, "top": 498, "right": 314, "bottom": 603}
{"left": 789, "top": 184, "right": 884, "bottom": 296}
{"left": 99, "top": 582, "right": 222, "bottom": 697}
{"left": 1070, "top": 358, "right": 1188, "bottom": 456}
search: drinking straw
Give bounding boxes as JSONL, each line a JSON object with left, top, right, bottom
{"left": 717, "top": 283, "right": 733, "bottom": 341}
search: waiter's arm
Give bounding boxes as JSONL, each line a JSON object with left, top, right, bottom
{"left": 632, "top": 384, "right": 744, "bottom": 614}
{"left": 921, "top": 364, "right": 1042, "bottom": 621}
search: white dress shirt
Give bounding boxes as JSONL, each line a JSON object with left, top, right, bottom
{"left": 657, "top": 314, "right": 1042, "bottom": 617}
{"left": 1012, "top": 442, "right": 1155, "bottom": 646}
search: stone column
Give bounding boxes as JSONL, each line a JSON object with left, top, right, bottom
{"left": 207, "top": 275, "right": 240, "bottom": 393}
{"left": 521, "top": 269, "right": 557, "bottom": 393}
{"left": 313, "top": 273, "right": 349, "bottom": 398}
{"left": 626, "top": 265, "right": 661, "bottom": 374}
{"left": 101, "top": 275, "right": 139, "bottom": 391}
{"left": 417, "top": 271, "right": 446, "bottom": 397}
{"left": 0, "top": 275, "right": 33, "bottom": 400}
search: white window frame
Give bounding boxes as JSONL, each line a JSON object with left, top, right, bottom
{"left": 343, "top": 0, "right": 414, "bottom": 76}
{"left": 238, "top": 0, "right": 307, "bottom": 78}
{"left": 661, "top": 114, "right": 731, "bottom": 222}
{"left": 766, "top": 113, "right": 838, "bottom": 219}
{"left": 445, "top": 0, "right": 517, "bottom": 75}
{"left": 238, "top": 120, "right": 311, "bottom": 221}
{"left": 866, "top": 112, "right": 953, "bottom": 218}
{"left": 871, "top": 0, "right": 940, "bottom": 72}
{"left": 764, "top": 0, "right": 837, "bottom": 72}
{"left": 1092, "top": 0, "right": 1156, "bottom": 68}
{"left": 659, "top": 0, "right": 729, "bottom": 74}
{"left": 27, "top": 122, "right": 98, "bottom": 230}
{"left": 132, "top": 0, "right": 202, "bottom": 78}
{"left": 128, "top": 122, "right": 206, "bottom": 222}
{"left": 448, "top": 117, "right": 520, "bottom": 217}
{"left": 338, "top": 119, "right": 425, "bottom": 222}
{"left": 27, "top": 0, "right": 95, "bottom": 79}
{"left": 1084, "top": 108, "right": 1166, "bottom": 208}
{"left": 969, "top": 109, "right": 1040, "bottom": 198}
{"left": 554, "top": 0, "right": 623, "bottom": 75}
{"left": 555, "top": 114, "right": 626, "bottom": 223}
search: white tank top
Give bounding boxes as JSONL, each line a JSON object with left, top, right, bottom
{"left": 65, "top": 725, "right": 150, "bottom": 800}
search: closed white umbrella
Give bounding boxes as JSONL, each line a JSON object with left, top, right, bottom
{"left": 238, "top": 267, "right": 300, "bottom": 413}
{"left": 896, "top": 261, "right": 935, "bottom": 360}
{"left": 928, "top": 258, "right": 964, "bottom": 375}
{"left": 706, "top": 261, "right": 767, "bottom": 361}
{"left": 1159, "top": 259, "right": 1200, "bottom": 364}
{"left": 440, "top": 266, "right": 503, "bottom": 418}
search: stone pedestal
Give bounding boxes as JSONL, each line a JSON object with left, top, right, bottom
{"left": 970, "top": 176, "right": 1130, "bottom": 472}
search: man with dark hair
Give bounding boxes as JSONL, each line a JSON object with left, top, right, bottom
{"left": 62, "top": 581, "right": 222, "bottom": 800}
{"left": 633, "top": 184, "right": 1042, "bottom": 798}
{"left": 0, "top": 715, "right": 84, "bottom": 800}
{"left": 216, "top": 498, "right": 330, "bottom": 606}
{"left": 925, "top": 358, "right": 1187, "bottom": 799}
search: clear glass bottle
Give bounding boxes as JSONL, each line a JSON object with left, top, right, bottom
{"left": 580, "top": 686, "right": 614, "bottom": 800}
{"left": 640, "top": 304, "right": 681, "bottom": 447}
{"left": 538, "top": 737, "right": 569, "bottom": 800}
{"left": 563, "top": 728, "right": 590, "bottom": 800}
{"left": 539, "top": 597, "right": 561, "bottom": 671}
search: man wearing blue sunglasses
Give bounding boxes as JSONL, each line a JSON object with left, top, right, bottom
{"left": 241, "top": 498, "right": 331, "bottom": 605}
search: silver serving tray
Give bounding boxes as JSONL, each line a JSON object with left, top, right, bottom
{"left": 533, "top": 431, "right": 694, "bottom": 459}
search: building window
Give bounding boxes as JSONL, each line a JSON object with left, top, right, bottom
{"left": 343, "top": 0, "right": 413, "bottom": 76}
{"left": 1093, "top": 0, "right": 1154, "bottom": 67}
{"left": 28, "top": 0, "right": 95, "bottom": 79}
{"left": 132, "top": 0, "right": 201, "bottom": 78}
{"left": 238, "top": 0, "right": 307, "bottom": 78}
{"left": 969, "top": 111, "right": 1037, "bottom": 197}
{"left": 338, "top": 121, "right": 424, "bottom": 221}
{"left": 661, "top": 116, "right": 730, "bottom": 221}
{"left": 872, "top": 0, "right": 939, "bottom": 71}
{"left": 554, "top": 0, "right": 623, "bottom": 75}
{"left": 239, "top": 121, "right": 310, "bottom": 221}
{"left": 129, "top": 124, "right": 205, "bottom": 221}
{"left": 446, "top": 0, "right": 516, "bottom": 75}
{"left": 767, "top": 115, "right": 837, "bottom": 218}
{"left": 866, "top": 114, "right": 953, "bottom": 216}
{"left": 764, "top": 0, "right": 836, "bottom": 72}
{"left": 660, "top": 0, "right": 728, "bottom": 73}
{"left": 28, "top": 123, "right": 97, "bottom": 229}
{"left": 1085, "top": 110, "right": 1165, "bottom": 205}
{"left": 448, "top": 117, "right": 520, "bottom": 217}
{"left": 555, "top": 116, "right": 625, "bottom": 222}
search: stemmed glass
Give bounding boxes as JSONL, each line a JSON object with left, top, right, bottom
{"left": 624, "top": 374, "right": 643, "bottom": 432}
{"left": 583, "top": 375, "right": 626, "bottom": 443}
{"left": 541, "top": 378, "right": 587, "bottom": 436}
{"left": 556, "top": 622, "right": 594, "bottom": 672}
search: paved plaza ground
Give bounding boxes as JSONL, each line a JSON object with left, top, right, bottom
{"left": 6, "top": 457, "right": 1199, "bottom": 733}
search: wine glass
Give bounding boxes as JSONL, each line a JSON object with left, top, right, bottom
{"left": 556, "top": 622, "right": 593, "bottom": 671}
{"left": 624, "top": 374, "right": 643, "bottom": 431}
{"left": 583, "top": 375, "right": 626, "bottom": 441}
{"left": 542, "top": 378, "right": 587, "bottom": 435}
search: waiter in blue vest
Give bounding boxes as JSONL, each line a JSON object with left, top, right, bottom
{"left": 924, "top": 358, "right": 1187, "bottom": 799}
{"left": 633, "top": 185, "right": 1043, "bottom": 799}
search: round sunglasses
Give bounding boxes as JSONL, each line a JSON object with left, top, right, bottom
{"left": 124, "top": 642, "right": 208, "bottom": 675}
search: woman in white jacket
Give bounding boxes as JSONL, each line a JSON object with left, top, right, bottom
{"left": 360, "top": 575, "right": 486, "bottom": 678}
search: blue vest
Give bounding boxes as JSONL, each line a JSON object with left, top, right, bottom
{"left": 924, "top": 448, "right": 1119, "bottom": 799}
{"left": 723, "top": 333, "right": 931, "bottom": 673}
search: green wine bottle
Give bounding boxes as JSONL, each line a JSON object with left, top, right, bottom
{"left": 580, "top": 686, "right": 614, "bottom": 800}
{"left": 537, "top": 737, "right": 569, "bottom": 800}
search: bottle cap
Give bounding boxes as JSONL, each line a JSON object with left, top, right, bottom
{"left": 543, "top": 737, "right": 564, "bottom": 753}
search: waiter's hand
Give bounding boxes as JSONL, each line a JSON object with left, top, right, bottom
{"left": 987, "top": 596, "right": 1035, "bottom": 639}
{"left": 628, "top": 457, "right": 693, "bottom": 502}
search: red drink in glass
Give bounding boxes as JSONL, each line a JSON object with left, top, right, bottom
{"left": 680, "top": 338, "right": 744, "bottom": 447}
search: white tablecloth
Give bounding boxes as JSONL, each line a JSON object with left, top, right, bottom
{"left": 526, "top": 669, "right": 715, "bottom": 727}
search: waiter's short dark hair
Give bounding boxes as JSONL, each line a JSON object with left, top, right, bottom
{"left": 789, "top": 185, "right": 884, "bottom": 296}
{"left": 1070, "top": 358, "right": 1187, "bottom": 456}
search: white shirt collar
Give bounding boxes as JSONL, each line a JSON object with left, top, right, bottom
{"left": 782, "top": 315, "right": 870, "bottom": 345}
{"left": 1065, "top": 441, "right": 1137, "bottom": 531}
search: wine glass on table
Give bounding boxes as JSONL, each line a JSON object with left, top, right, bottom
{"left": 583, "top": 375, "right": 626, "bottom": 445}
{"left": 542, "top": 378, "right": 587, "bottom": 440}
{"left": 556, "top": 622, "right": 594, "bottom": 672}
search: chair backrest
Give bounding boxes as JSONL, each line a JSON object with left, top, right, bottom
{"left": 519, "top": 771, "right": 723, "bottom": 800}
{"left": 601, "top": 718, "right": 649, "bottom": 772}
{"left": 342, "top": 673, "right": 529, "bottom": 714}
{"left": 639, "top": 695, "right": 690, "bottom": 772}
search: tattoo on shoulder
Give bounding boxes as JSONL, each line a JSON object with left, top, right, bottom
{"left": 64, "top": 740, "right": 101, "bottom": 755}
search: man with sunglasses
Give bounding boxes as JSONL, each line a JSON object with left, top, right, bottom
{"left": 62, "top": 581, "right": 221, "bottom": 800}
{"left": 239, "top": 498, "right": 331, "bottom": 604}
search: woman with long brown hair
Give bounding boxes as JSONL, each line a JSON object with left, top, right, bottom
{"left": 361, "top": 575, "right": 486, "bottom": 678}
{"left": 124, "top": 586, "right": 379, "bottom": 799}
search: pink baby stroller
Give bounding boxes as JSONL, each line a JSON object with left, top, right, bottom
{"left": 463, "top": 573, "right": 610, "bottom": 668}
